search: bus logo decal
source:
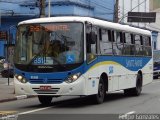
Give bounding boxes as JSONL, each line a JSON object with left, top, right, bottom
{"left": 43, "top": 78, "right": 48, "bottom": 84}
{"left": 109, "top": 66, "right": 114, "bottom": 74}
{"left": 66, "top": 54, "right": 75, "bottom": 63}
{"left": 31, "top": 76, "right": 38, "bottom": 79}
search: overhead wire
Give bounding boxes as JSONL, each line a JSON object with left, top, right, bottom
{"left": 0, "top": 0, "right": 37, "bottom": 5}
{"left": 119, "top": 0, "right": 147, "bottom": 22}
{"left": 82, "top": 0, "right": 118, "bottom": 15}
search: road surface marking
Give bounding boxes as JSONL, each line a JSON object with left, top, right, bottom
{"left": 152, "top": 81, "right": 160, "bottom": 84}
{"left": 119, "top": 111, "right": 136, "bottom": 119}
{"left": 16, "top": 95, "right": 27, "bottom": 100}
{"left": 18, "top": 97, "right": 79, "bottom": 115}
{"left": 125, "top": 111, "right": 136, "bottom": 115}
{"left": 19, "top": 106, "right": 53, "bottom": 115}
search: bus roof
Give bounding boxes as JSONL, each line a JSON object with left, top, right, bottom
{"left": 18, "top": 16, "right": 151, "bottom": 36}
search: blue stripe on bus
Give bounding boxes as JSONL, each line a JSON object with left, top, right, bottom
{"left": 14, "top": 56, "right": 151, "bottom": 84}
{"left": 85, "top": 56, "right": 152, "bottom": 72}
{"left": 14, "top": 65, "right": 84, "bottom": 84}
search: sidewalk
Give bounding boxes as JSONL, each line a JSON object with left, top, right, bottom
{"left": 0, "top": 76, "right": 36, "bottom": 103}
{"left": 0, "top": 77, "right": 16, "bottom": 103}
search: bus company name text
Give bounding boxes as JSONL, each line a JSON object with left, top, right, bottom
{"left": 126, "top": 59, "right": 142, "bottom": 68}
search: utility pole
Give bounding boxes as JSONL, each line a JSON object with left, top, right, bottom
{"left": 114, "top": 0, "right": 119, "bottom": 23}
{"left": 39, "top": 0, "right": 45, "bottom": 18}
{"left": 48, "top": 0, "right": 51, "bottom": 17}
{"left": 0, "top": 10, "right": 1, "bottom": 26}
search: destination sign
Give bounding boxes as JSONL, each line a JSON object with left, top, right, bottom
{"left": 29, "top": 24, "right": 69, "bottom": 32}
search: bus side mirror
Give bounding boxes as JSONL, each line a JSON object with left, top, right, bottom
{"left": 89, "top": 32, "right": 96, "bottom": 44}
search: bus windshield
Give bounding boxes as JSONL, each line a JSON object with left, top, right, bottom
{"left": 14, "top": 22, "right": 84, "bottom": 71}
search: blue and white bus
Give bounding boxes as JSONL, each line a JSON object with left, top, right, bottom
{"left": 14, "top": 17, "right": 153, "bottom": 105}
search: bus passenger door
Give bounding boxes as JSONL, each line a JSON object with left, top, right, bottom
{"left": 85, "top": 25, "right": 100, "bottom": 95}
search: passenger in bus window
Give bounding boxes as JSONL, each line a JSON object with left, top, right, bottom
{"left": 46, "top": 40, "right": 62, "bottom": 57}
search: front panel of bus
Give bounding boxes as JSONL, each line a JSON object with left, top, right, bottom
{"left": 14, "top": 22, "right": 87, "bottom": 95}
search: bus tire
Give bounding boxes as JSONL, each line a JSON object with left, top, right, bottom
{"left": 92, "top": 77, "right": 105, "bottom": 104}
{"left": 133, "top": 73, "right": 142, "bottom": 96}
{"left": 153, "top": 76, "right": 158, "bottom": 79}
{"left": 38, "top": 95, "right": 53, "bottom": 106}
{"left": 124, "top": 73, "right": 142, "bottom": 96}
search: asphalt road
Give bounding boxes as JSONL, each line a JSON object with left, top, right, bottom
{"left": 1, "top": 80, "right": 160, "bottom": 120}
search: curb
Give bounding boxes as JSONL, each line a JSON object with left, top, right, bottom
{"left": 0, "top": 95, "right": 37, "bottom": 103}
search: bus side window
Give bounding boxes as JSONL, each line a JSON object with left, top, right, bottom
{"left": 108, "top": 30, "right": 112, "bottom": 41}
{"left": 100, "top": 29, "right": 112, "bottom": 55}
{"left": 131, "top": 34, "right": 135, "bottom": 44}
{"left": 143, "top": 36, "right": 152, "bottom": 56}
{"left": 123, "top": 33, "right": 135, "bottom": 55}
{"left": 113, "top": 31, "right": 123, "bottom": 55}
{"left": 131, "top": 34, "right": 135, "bottom": 55}
{"left": 112, "top": 31, "right": 115, "bottom": 42}
{"left": 135, "top": 34, "right": 143, "bottom": 56}
{"left": 86, "top": 33, "right": 91, "bottom": 53}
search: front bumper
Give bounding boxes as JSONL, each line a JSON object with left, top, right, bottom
{"left": 14, "top": 75, "right": 86, "bottom": 96}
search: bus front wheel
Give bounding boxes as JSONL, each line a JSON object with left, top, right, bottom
{"left": 124, "top": 73, "right": 142, "bottom": 96}
{"left": 38, "top": 95, "right": 53, "bottom": 106}
{"left": 92, "top": 77, "right": 105, "bottom": 104}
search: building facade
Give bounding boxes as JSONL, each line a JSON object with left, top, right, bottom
{"left": 0, "top": 0, "right": 115, "bottom": 60}
{"left": 149, "top": 0, "right": 160, "bottom": 50}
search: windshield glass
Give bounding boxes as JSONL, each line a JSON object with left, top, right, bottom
{"left": 14, "top": 22, "right": 84, "bottom": 71}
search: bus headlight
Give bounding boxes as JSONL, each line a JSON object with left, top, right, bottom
{"left": 65, "top": 73, "right": 81, "bottom": 83}
{"left": 15, "top": 74, "right": 28, "bottom": 83}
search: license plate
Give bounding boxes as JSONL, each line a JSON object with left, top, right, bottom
{"left": 40, "top": 86, "right": 51, "bottom": 90}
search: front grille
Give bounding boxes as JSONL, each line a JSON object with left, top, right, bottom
{"left": 32, "top": 88, "right": 60, "bottom": 94}
{"left": 29, "top": 79, "right": 63, "bottom": 84}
